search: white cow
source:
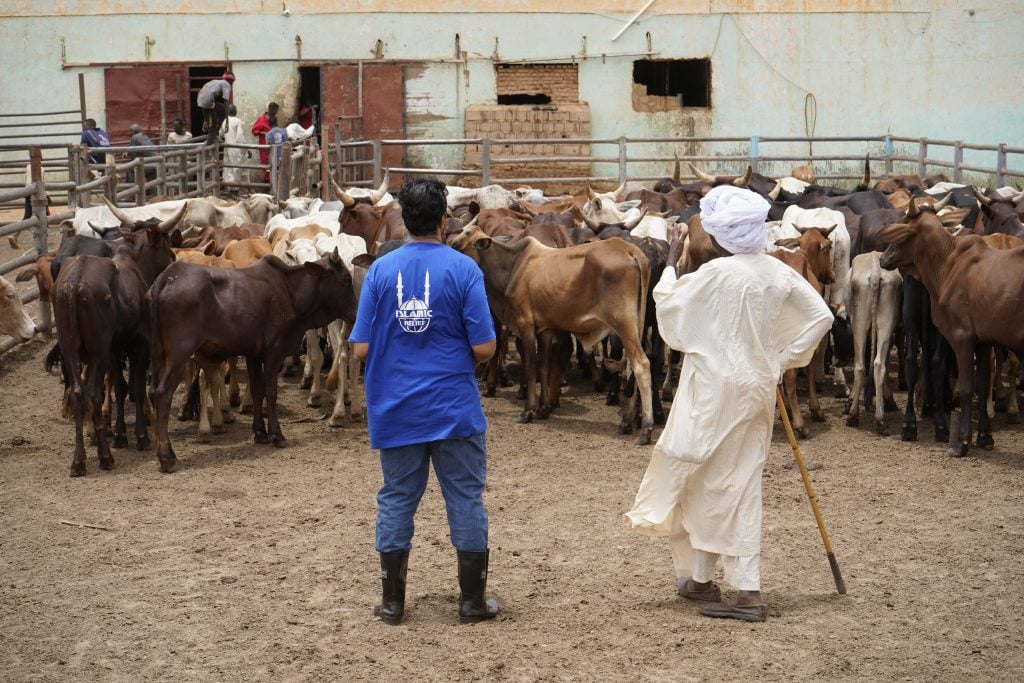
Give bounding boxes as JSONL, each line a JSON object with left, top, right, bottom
{"left": 844, "top": 252, "right": 903, "bottom": 435}
{"left": 1, "top": 275, "right": 36, "bottom": 344}
{"left": 265, "top": 211, "right": 341, "bottom": 236}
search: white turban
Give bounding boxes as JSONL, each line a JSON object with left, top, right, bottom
{"left": 699, "top": 185, "right": 771, "bottom": 254}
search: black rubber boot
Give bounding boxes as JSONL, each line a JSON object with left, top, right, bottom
{"left": 373, "top": 551, "right": 408, "bottom": 625}
{"left": 457, "top": 549, "right": 500, "bottom": 624}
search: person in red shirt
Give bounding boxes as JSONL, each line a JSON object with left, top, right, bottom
{"left": 251, "top": 101, "right": 279, "bottom": 183}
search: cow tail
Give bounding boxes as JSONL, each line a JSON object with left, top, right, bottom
{"left": 57, "top": 270, "right": 83, "bottom": 415}
{"left": 634, "top": 253, "right": 649, "bottom": 345}
{"left": 148, "top": 277, "right": 165, "bottom": 388}
{"left": 869, "top": 254, "right": 881, "bottom": 377}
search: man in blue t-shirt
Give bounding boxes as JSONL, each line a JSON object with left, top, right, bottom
{"left": 351, "top": 178, "right": 499, "bottom": 626}
{"left": 80, "top": 119, "right": 110, "bottom": 165}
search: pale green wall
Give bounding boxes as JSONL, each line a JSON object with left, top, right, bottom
{"left": 1, "top": 3, "right": 1021, "bottom": 178}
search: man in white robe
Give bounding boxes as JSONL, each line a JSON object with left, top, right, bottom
{"left": 624, "top": 185, "right": 833, "bottom": 622}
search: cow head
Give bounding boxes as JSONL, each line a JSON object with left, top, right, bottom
{"left": 878, "top": 197, "right": 945, "bottom": 277}
{"left": 101, "top": 196, "right": 188, "bottom": 234}
{"left": 121, "top": 226, "right": 177, "bottom": 285}
{"left": 304, "top": 249, "right": 358, "bottom": 325}
{"left": 687, "top": 162, "right": 753, "bottom": 189}
{"left": 331, "top": 171, "right": 389, "bottom": 208}
{"left": 0, "top": 274, "right": 36, "bottom": 342}
{"left": 775, "top": 226, "right": 836, "bottom": 285}
{"left": 448, "top": 224, "right": 491, "bottom": 254}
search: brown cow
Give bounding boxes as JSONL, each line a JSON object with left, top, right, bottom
{"left": 148, "top": 251, "right": 359, "bottom": 473}
{"left": 771, "top": 227, "right": 836, "bottom": 437}
{"left": 15, "top": 253, "right": 55, "bottom": 301}
{"left": 52, "top": 226, "right": 176, "bottom": 476}
{"left": 330, "top": 175, "right": 405, "bottom": 253}
{"left": 879, "top": 197, "right": 1024, "bottom": 456}
{"left": 449, "top": 225, "right": 655, "bottom": 443}
{"left": 222, "top": 236, "right": 273, "bottom": 267}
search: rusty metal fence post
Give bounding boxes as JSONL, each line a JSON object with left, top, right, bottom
{"left": 917, "top": 138, "right": 928, "bottom": 180}
{"left": 617, "top": 136, "right": 628, "bottom": 185}
{"left": 996, "top": 143, "right": 1007, "bottom": 187}
{"left": 371, "top": 140, "right": 382, "bottom": 188}
{"left": 28, "top": 148, "right": 52, "bottom": 335}
{"left": 953, "top": 141, "right": 964, "bottom": 183}
{"left": 481, "top": 140, "right": 491, "bottom": 186}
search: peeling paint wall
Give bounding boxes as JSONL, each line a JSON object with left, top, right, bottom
{"left": 1, "top": 2, "right": 1020, "bottom": 179}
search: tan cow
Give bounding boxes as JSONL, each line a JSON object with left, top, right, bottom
{"left": 1, "top": 274, "right": 36, "bottom": 343}
{"left": 449, "top": 225, "right": 655, "bottom": 444}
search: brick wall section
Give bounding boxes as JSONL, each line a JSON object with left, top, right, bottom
{"left": 464, "top": 104, "right": 591, "bottom": 192}
{"left": 496, "top": 64, "right": 579, "bottom": 104}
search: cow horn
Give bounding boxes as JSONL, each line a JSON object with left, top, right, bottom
{"left": 932, "top": 192, "right": 953, "bottom": 211}
{"left": 1011, "top": 189, "right": 1024, "bottom": 204}
{"left": 463, "top": 214, "right": 479, "bottom": 229}
{"left": 102, "top": 195, "right": 137, "bottom": 227}
{"left": 330, "top": 246, "right": 342, "bottom": 264}
{"left": 732, "top": 166, "right": 753, "bottom": 188}
{"left": 906, "top": 195, "right": 921, "bottom": 217}
{"left": 613, "top": 180, "right": 627, "bottom": 201}
{"left": 768, "top": 180, "right": 782, "bottom": 201}
{"left": 623, "top": 209, "right": 647, "bottom": 231}
{"left": 688, "top": 162, "right": 716, "bottom": 185}
{"left": 859, "top": 156, "right": 871, "bottom": 189}
{"left": 972, "top": 186, "right": 992, "bottom": 207}
{"left": 371, "top": 169, "right": 389, "bottom": 205}
{"left": 587, "top": 184, "right": 599, "bottom": 201}
{"left": 331, "top": 178, "right": 355, "bottom": 208}
{"left": 519, "top": 201, "right": 538, "bottom": 217}
{"left": 672, "top": 153, "right": 680, "bottom": 183}
{"left": 157, "top": 202, "right": 188, "bottom": 232}
{"left": 580, "top": 211, "right": 601, "bottom": 231}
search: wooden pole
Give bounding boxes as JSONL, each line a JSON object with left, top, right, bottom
{"left": 159, "top": 79, "right": 167, "bottom": 145}
{"left": 78, "top": 73, "right": 87, "bottom": 123}
{"left": 66, "top": 145, "right": 78, "bottom": 211}
{"left": 29, "top": 147, "right": 52, "bottom": 335}
{"left": 319, "top": 141, "right": 329, "bottom": 201}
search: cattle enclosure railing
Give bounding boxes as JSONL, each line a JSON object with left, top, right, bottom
{"left": 2, "top": 133, "right": 1022, "bottom": 354}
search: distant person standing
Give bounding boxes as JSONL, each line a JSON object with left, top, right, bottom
{"left": 80, "top": 118, "right": 110, "bottom": 165}
{"left": 265, "top": 117, "right": 288, "bottom": 175}
{"left": 251, "top": 101, "right": 279, "bottom": 183}
{"left": 128, "top": 123, "right": 156, "bottom": 185}
{"left": 167, "top": 118, "right": 193, "bottom": 144}
{"left": 220, "top": 104, "right": 247, "bottom": 189}
{"left": 197, "top": 71, "right": 234, "bottom": 145}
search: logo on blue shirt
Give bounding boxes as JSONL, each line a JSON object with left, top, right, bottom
{"left": 395, "top": 270, "right": 432, "bottom": 334}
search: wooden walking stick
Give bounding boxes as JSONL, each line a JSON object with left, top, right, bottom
{"left": 775, "top": 387, "right": 847, "bottom": 595}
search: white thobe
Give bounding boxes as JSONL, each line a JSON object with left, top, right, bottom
{"left": 624, "top": 253, "right": 833, "bottom": 587}
{"left": 220, "top": 116, "right": 247, "bottom": 186}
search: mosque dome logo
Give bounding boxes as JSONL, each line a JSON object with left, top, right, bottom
{"left": 395, "top": 270, "right": 433, "bottom": 334}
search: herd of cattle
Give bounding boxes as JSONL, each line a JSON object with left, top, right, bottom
{"left": 1, "top": 158, "right": 1022, "bottom": 476}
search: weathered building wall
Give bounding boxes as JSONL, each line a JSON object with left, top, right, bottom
{"left": 1, "top": 1, "right": 1020, "bottom": 180}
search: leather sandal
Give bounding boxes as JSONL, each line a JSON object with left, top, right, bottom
{"left": 677, "top": 577, "right": 721, "bottom": 603}
{"left": 698, "top": 600, "right": 768, "bottom": 623}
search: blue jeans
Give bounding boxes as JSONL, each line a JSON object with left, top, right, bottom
{"left": 375, "top": 432, "right": 489, "bottom": 553}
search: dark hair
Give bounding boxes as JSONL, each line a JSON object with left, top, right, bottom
{"left": 268, "top": 115, "right": 278, "bottom": 127}
{"left": 84, "top": 118, "right": 96, "bottom": 129}
{"left": 268, "top": 102, "right": 279, "bottom": 113}
{"left": 228, "top": 104, "right": 237, "bottom": 117}
{"left": 398, "top": 178, "right": 448, "bottom": 236}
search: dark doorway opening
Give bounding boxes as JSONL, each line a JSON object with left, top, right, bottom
{"left": 188, "top": 66, "right": 227, "bottom": 136}
{"left": 497, "top": 93, "right": 552, "bottom": 105}
{"left": 632, "top": 59, "right": 711, "bottom": 108}
{"left": 298, "top": 66, "right": 322, "bottom": 143}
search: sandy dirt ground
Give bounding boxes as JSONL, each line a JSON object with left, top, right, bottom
{"left": 1, "top": 323, "right": 1023, "bottom": 681}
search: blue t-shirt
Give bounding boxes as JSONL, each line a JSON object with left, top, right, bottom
{"left": 350, "top": 242, "right": 495, "bottom": 449}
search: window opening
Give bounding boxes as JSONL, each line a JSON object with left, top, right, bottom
{"left": 632, "top": 59, "right": 710, "bottom": 108}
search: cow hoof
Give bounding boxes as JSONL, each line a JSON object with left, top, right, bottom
{"left": 1007, "top": 412, "right": 1020, "bottom": 425}
{"left": 299, "top": 376, "right": 312, "bottom": 391}
{"left": 606, "top": 394, "right": 620, "bottom": 407}
{"left": 254, "top": 432, "right": 272, "bottom": 444}
{"left": 483, "top": 386, "right": 496, "bottom": 398}
{"left": 842, "top": 401, "right": 851, "bottom": 416}
{"left": 273, "top": 436, "right": 289, "bottom": 448}
{"left": 70, "top": 462, "right": 86, "bottom": 477}
{"left": 833, "top": 385, "right": 849, "bottom": 399}
{"left": 618, "top": 422, "right": 634, "bottom": 435}
{"left": 884, "top": 398, "right": 899, "bottom": 412}
{"left": 795, "top": 426, "right": 809, "bottom": 439}
{"left": 137, "top": 436, "right": 151, "bottom": 451}
{"left": 113, "top": 434, "right": 129, "bottom": 449}
{"left": 900, "top": 425, "right": 918, "bottom": 442}
{"left": 811, "top": 412, "right": 826, "bottom": 423}
{"left": 536, "top": 407, "right": 551, "bottom": 420}
{"left": 948, "top": 443, "right": 969, "bottom": 458}
{"left": 197, "top": 433, "right": 211, "bottom": 444}
{"left": 517, "top": 411, "right": 533, "bottom": 424}
{"left": 99, "top": 457, "right": 115, "bottom": 471}
{"left": 875, "top": 422, "right": 888, "bottom": 436}
{"left": 977, "top": 433, "right": 994, "bottom": 450}
{"left": 635, "top": 429, "right": 652, "bottom": 446}
{"left": 846, "top": 415, "right": 859, "bottom": 428}
{"left": 159, "top": 461, "right": 177, "bottom": 474}
{"left": 306, "top": 396, "right": 322, "bottom": 408}
{"left": 229, "top": 395, "right": 241, "bottom": 408}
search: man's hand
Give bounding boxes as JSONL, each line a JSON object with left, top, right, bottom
{"left": 667, "top": 235, "right": 686, "bottom": 270}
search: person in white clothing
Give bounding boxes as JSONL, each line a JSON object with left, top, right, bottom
{"left": 220, "top": 104, "right": 247, "bottom": 188}
{"left": 624, "top": 185, "right": 833, "bottom": 622}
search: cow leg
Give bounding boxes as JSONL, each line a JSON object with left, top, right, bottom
{"left": 874, "top": 312, "right": 899, "bottom": 436}
{"left": 262, "top": 357, "right": 288, "bottom": 448}
{"left": 1006, "top": 353, "right": 1020, "bottom": 424}
{"left": 808, "top": 343, "right": 826, "bottom": 423}
{"left": 517, "top": 328, "right": 538, "bottom": 424}
{"left": 347, "top": 337, "right": 363, "bottom": 421}
{"left": 604, "top": 336, "right": 624, "bottom": 407}
{"left": 111, "top": 365, "right": 130, "bottom": 449}
{"left": 931, "top": 335, "right": 953, "bottom": 443}
{"left": 130, "top": 350, "right": 151, "bottom": 450}
{"left": 67, "top": 362, "right": 89, "bottom": 477}
{"left": 660, "top": 348, "right": 678, "bottom": 401}
{"left": 783, "top": 369, "right": 807, "bottom": 438}
{"left": 101, "top": 370, "right": 114, "bottom": 438}
{"left": 536, "top": 330, "right": 555, "bottom": 419}
{"left": 228, "top": 357, "right": 241, "bottom": 407}
{"left": 178, "top": 359, "right": 200, "bottom": 422}
{"left": 304, "top": 328, "right": 323, "bottom": 407}
{"left": 247, "top": 356, "right": 270, "bottom": 443}
{"left": 208, "top": 364, "right": 227, "bottom": 433}
{"left": 90, "top": 358, "right": 114, "bottom": 471}
{"left": 949, "top": 341, "right": 976, "bottom": 457}
{"left": 845, "top": 310, "right": 869, "bottom": 428}
{"left": 197, "top": 366, "right": 214, "bottom": 441}
{"left": 975, "top": 345, "right": 994, "bottom": 450}
{"left": 621, "top": 335, "right": 653, "bottom": 445}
